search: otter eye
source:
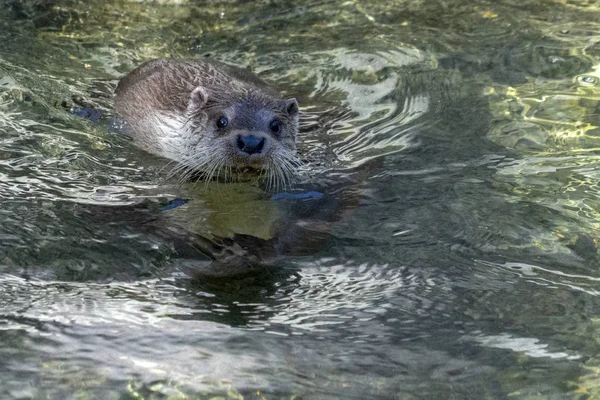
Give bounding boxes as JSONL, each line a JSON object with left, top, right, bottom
{"left": 216, "top": 116, "right": 228, "bottom": 129}
{"left": 269, "top": 120, "right": 281, "bottom": 134}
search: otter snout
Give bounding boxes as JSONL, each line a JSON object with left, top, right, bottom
{"left": 236, "top": 135, "right": 266, "bottom": 155}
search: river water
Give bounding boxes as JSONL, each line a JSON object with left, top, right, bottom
{"left": 1, "top": 0, "right": 600, "bottom": 398}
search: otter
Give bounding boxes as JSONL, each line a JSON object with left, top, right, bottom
{"left": 115, "top": 58, "right": 300, "bottom": 189}
{"left": 63, "top": 59, "right": 362, "bottom": 277}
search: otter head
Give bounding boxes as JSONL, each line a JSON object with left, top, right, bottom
{"left": 178, "top": 85, "right": 300, "bottom": 189}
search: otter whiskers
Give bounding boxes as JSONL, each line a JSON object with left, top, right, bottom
{"left": 166, "top": 149, "right": 301, "bottom": 192}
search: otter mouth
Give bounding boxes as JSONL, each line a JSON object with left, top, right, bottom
{"left": 229, "top": 161, "right": 266, "bottom": 173}
{"left": 232, "top": 156, "right": 269, "bottom": 170}
{"left": 178, "top": 144, "right": 299, "bottom": 191}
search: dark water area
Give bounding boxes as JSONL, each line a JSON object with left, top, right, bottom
{"left": 2, "top": 0, "right": 600, "bottom": 398}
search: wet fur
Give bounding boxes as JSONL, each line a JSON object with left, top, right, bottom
{"left": 115, "top": 59, "right": 300, "bottom": 190}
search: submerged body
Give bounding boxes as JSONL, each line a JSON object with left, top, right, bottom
{"left": 115, "top": 58, "right": 300, "bottom": 188}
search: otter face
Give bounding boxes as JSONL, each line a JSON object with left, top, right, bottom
{"left": 174, "top": 86, "right": 300, "bottom": 189}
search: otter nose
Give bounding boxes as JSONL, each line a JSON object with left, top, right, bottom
{"left": 236, "top": 135, "right": 265, "bottom": 155}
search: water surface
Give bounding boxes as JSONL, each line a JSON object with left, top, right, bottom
{"left": 2, "top": 0, "right": 600, "bottom": 398}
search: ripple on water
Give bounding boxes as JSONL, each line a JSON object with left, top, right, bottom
{"left": 261, "top": 48, "right": 448, "bottom": 171}
{"left": 483, "top": 37, "right": 600, "bottom": 270}
{"left": 0, "top": 257, "right": 494, "bottom": 399}
{"left": 0, "top": 275, "right": 270, "bottom": 399}
{"left": 1, "top": 0, "right": 600, "bottom": 398}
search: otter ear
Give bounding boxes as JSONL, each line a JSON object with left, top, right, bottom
{"left": 188, "top": 86, "right": 208, "bottom": 110}
{"left": 284, "top": 98, "right": 299, "bottom": 117}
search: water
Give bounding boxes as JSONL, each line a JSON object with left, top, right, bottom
{"left": 1, "top": 0, "right": 600, "bottom": 398}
